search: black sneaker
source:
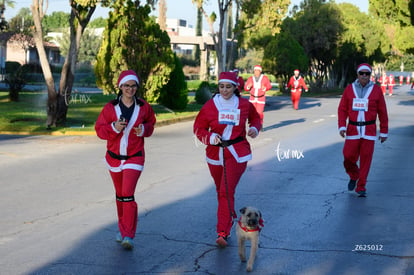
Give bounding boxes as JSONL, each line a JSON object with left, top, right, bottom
{"left": 348, "top": 180, "right": 357, "bottom": 191}
{"left": 358, "top": 191, "right": 366, "bottom": 197}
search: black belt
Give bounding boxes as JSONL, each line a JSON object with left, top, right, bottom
{"left": 217, "top": 136, "right": 244, "bottom": 147}
{"left": 250, "top": 94, "right": 265, "bottom": 98}
{"left": 107, "top": 150, "right": 142, "bottom": 160}
{"left": 349, "top": 120, "right": 375, "bottom": 126}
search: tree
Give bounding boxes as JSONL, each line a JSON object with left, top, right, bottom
{"left": 158, "top": 0, "right": 166, "bottom": 31}
{"left": 0, "top": 0, "right": 15, "bottom": 31}
{"left": 262, "top": 31, "right": 308, "bottom": 90}
{"left": 43, "top": 11, "right": 70, "bottom": 31}
{"left": 8, "top": 7, "right": 33, "bottom": 33}
{"left": 56, "top": 28, "right": 102, "bottom": 64}
{"left": 285, "top": 0, "right": 343, "bottom": 88}
{"left": 158, "top": 54, "right": 188, "bottom": 110}
{"left": 31, "top": 0, "right": 57, "bottom": 128}
{"left": 95, "top": 0, "right": 174, "bottom": 103}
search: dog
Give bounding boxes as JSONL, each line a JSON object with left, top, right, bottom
{"left": 236, "top": 206, "right": 264, "bottom": 272}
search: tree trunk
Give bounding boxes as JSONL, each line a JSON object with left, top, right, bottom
{"left": 57, "top": 3, "right": 95, "bottom": 125}
{"left": 31, "top": 0, "right": 57, "bottom": 129}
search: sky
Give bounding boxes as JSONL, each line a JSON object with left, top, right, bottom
{"left": 5, "top": 0, "right": 369, "bottom": 27}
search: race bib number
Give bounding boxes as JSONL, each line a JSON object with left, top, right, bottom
{"left": 352, "top": 98, "right": 368, "bottom": 111}
{"left": 219, "top": 109, "right": 240, "bottom": 126}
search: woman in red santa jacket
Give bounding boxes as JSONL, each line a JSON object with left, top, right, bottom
{"left": 287, "top": 69, "right": 309, "bottom": 110}
{"left": 95, "top": 70, "right": 156, "bottom": 250}
{"left": 194, "top": 71, "right": 261, "bottom": 248}
{"left": 338, "top": 63, "right": 388, "bottom": 197}
{"left": 244, "top": 65, "right": 272, "bottom": 127}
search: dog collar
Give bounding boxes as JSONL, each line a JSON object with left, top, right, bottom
{"left": 238, "top": 218, "right": 264, "bottom": 232}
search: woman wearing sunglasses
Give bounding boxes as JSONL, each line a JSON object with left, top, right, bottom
{"left": 338, "top": 63, "right": 388, "bottom": 197}
{"left": 95, "top": 70, "right": 156, "bottom": 250}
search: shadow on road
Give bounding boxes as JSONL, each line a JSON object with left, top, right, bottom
{"left": 27, "top": 125, "right": 414, "bottom": 275}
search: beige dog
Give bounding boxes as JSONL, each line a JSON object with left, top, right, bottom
{"left": 236, "top": 206, "right": 264, "bottom": 272}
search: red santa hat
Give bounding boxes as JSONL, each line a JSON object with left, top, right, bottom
{"left": 294, "top": 69, "right": 300, "bottom": 73}
{"left": 254, "top": 65, "right": 262, "bottom": 72}
{"left": 218, "top": 71, "right": 238, "bottom": 86}
{"left": 357, "top": 63, "right": 372, "bottom": 73}
{"left": 117, "top": 70, "right": 140, "bottom": 87}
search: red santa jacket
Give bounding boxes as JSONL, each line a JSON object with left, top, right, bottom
{"left": 237, "top": 76, "right": 245, "bottom": 93}
{"left": 379, "top": 75, "right": 388, "bottom": 87}
{"left": 95, "top": 97, "right": 156, "bottom": 172}
{"left": 287, "top": 75, "right": 308, "bottom": 93}
{"left": 388, "top": 75, "right": 395, "bottom": 86}
{"left": 244, "top": 74, "right": 272, "bottom": 104}
{"left": 338, "top": 81, "right": 388, "bottom": 141}
{"left": 193, "top": 95, "right": 261, "bottom": 165}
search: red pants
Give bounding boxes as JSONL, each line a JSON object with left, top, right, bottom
{"left": 208, "top": 152, "right": 247, "bottom": 235}
{"left": 110, "top": 169, "right": 141, "bottom": 239}
{"left": 251, "top": 101, "right": 265, "bottom": 125}
{"left": 291, "top": 91, "right": 302, "bottom": 110}
{"left": 388, "top": 86, "right": 393, "bottom": 95}
{"left": 381, "top": 86, "right": 387, "bottom": 95}
{"left": 343, "top": 139, "right": 375, "bottom": 193}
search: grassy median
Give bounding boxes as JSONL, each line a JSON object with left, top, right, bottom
{"left": 0, "top": 91, "right": 203, "bottom": 135}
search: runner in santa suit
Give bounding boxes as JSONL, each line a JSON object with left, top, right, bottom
{"left": 378, "top": 71, "right": 388, "bottom": 95}
{"left": 388, "top": 74, "right": 395, "bottom": 96}
{"left": 194, "top": 71, "right": 261, "bottom": 248}
{"left": 407, "top": 75, "right": 411, "bottom": 85}
{"left": 338, "top": 63, "right": 388, "bottom": 197}
{"left": 232, "top": 68, "right": 245, "bottom": 92}
{"left": 399, "top": 75, "right": 404, "bottom": 86}
{"left": 244, "top": 65, "right": 272, "bottom": 127}
{"left": 95, "top": 70, "right": 156, "bottom": 250}
{"left": 287, "top": 69, "right": 309, "bottom": 110}
{"left": 370, "top": 74, "right": 376, "bottom": 83}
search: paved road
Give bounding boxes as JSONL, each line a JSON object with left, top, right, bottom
{"left": 1, "top": 85, "right": 413, "bottom": 275}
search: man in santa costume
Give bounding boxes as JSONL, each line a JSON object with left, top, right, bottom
{"left": 95, "top": 70, "right": 156, "bottom": 249}
{"left": 378, "top": 71, "right": 388, "bottom": 95}
{"left": 287, "top": 69, "right": 309, "bottom": 110}
{"left": 388, "top": 74, "right": 395, "bottom": 96}
{"left": 407, "top": 75, "right": 411, "bottom": 85}
{"left": 232, "top": 68, "right": 244, "bottom": 92}
{"left": 194, "top": 71, "right": 261, "bottom": 247}
{"left": 338, "top": 63, "right": 388, "bottom": 197}
{"left": 399, "top": 75, "right": 404, "bottom": 86}
{"left": 244, "top": 65, "right": 272, "bottom": 127}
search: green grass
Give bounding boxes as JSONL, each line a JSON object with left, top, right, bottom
{"left": 0, "top": 91, "right": 202, "bottom": 134}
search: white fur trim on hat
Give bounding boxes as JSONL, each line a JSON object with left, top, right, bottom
{"left": 357, "top": 64, "right": 372, "bottom": 73}
{"left": 254, "top": 65, "right": 262, "bottom": 72}
{"left": 119, "top": 75, "right": 140, "bottom": 87}
{"left": 218, "top": 78, "right": 238, "bottom": 86}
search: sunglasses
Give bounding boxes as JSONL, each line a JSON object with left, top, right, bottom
{"left": 358, "top": 71, "right": 371, "bottom": 76}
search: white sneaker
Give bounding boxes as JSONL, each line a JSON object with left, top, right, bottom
{"left": 115, "top": 232, "right": 123, "bottom": 243}
{"left": 121, "top": 237, "right": 134, "bottom": 250}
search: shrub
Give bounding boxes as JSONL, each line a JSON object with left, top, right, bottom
{"left": 159, "top": 54, "right": 188, "bottom": 110}
{"left": 5, "top": 66, "right": 26, "bottom": 101}
{"left": 195, "top": 81, "right": 213, "bottom": 104}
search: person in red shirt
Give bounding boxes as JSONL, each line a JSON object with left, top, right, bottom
{"left": 244, "top": 65, "right": 272, "bottom": 127}
{"left": 287, "top": 69, "right": 309, "bottom": 110}
{"left": 232, "top": 68, "right": 244, "bottom": 92}
{"left": 407, "top": 75, "right": 411, "bottom": 85}
{"left": 338, "top": 63, "right": 388, "bottom": 197}
{"left": 194, "top": 71, "right": 261, "bottom": 248}
{"left": 399, "top": 75, "right": 404, "bottom": 86}
{"left": 95, "top": 70, "right": 156, "bottom": 250}
{"left": 388, "top": 74, "right": 395, "bottom": 96}
{"left": 378, "top": 71, "right": 388, "bottom": 95}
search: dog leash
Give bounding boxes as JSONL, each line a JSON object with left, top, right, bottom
{"left": 221, "top": 144, "right": 236, "bottom": 226}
